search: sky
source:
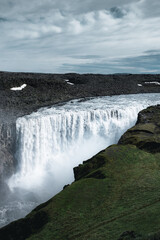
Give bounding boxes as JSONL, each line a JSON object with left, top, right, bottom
{"left": 0, "top": 0, "right": 160, "bottom": 74}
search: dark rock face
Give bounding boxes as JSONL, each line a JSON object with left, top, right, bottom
{"left": 118, "top": 231, "right": 142, "bottom": 240}
{"left": 0, "top": 123, "right": 16, "bottom": 179}
{"left": 74, "top": 150, "right": 106, "bottom": 181}
{"left": 137, "top": 105, "right": 160, "bottom": 124}
{"left": 119, "top": 105, "right": 160, "bottom": 153}
{"left": 0, "top": 147, "right": 15, "bottom": 180}
{"left": 0, "top": 210, "right": 49, "bottom": 240}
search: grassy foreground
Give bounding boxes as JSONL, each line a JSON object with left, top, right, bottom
{"left": 1, "top": 143, "right": 160, "bottom": 239}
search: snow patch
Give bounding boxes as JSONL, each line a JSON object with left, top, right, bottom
{"left": 64, "top": 79, "right": 74, "bottom": 85}
{"left": 11, "top": 84, "right": 27, "bottom": 91}
{"left": 67, "top": 82, "right": 74, "bottom": 85}
{"left": 145, "top": 82, "right": 160, "bottom": 85}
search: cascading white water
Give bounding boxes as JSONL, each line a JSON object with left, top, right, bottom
{"left": 9, "top": 108, "right": 138, "bottom": 199}
{"left": 1, "top": 93, "right": 160, "bottom": 227}
{"left": 8, "top": 93, "right": 160, "bottom": 199}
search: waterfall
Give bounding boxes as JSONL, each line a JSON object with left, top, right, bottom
{"left": 8, "top": 93, "right": 160, "bottom": 202}
{"left": 0, "top": 93, "right": 159, "bottom": 228}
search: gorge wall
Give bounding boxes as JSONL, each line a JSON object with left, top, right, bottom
{"left": 0, "top": 123, "right": 16, "bottom": 179}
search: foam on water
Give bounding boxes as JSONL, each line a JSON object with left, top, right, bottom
{"left": 1, "top": 93, "right": 160, "bottom": 227}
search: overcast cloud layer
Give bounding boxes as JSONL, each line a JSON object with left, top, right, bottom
{"left": 0, "top": 0, "right": 160, "bottom": 74}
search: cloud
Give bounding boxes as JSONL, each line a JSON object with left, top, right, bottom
{"left": 110, "top": 7, "right": 127, "bottom": 18}
{"left": 139, "top": 0, "right": 160, "bottom": 18}
{"left": 0, "top": 17, "right": 8, "bottom": 22}
{"left": 61, "top": 50, "right": 160, "bottom": 74}
{"left": 0, "top": 0, "right": 159, "bottom": 73}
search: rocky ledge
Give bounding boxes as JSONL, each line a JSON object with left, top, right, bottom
{"left": 1, "top": 105, "right": 160, "bottom": 239}
{"left": 119, "top": 105, "right": 160, "bottom": 153}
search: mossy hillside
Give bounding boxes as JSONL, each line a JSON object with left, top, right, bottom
{"left": 1, "top": 145, "right": 160, "bottom": 239}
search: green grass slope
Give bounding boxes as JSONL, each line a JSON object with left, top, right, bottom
{"left": 1, "top": 144, "right": 160, "bottom": 239}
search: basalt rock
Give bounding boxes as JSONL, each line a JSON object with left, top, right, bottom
{"left": 74, "top": 149, "right": 106, "bottom": 181}
{"left": 119, "top": 105, "right": 160, "bottom": 153}
{"left": 118, "top": 231, "right": 142, "bottom": 240}
{"left": 0, "top": 123, "right": 16, "bottom": 180}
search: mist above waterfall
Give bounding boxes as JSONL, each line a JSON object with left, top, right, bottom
{"left": 1, "top": 93, "right": 160, "bottom": 227}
